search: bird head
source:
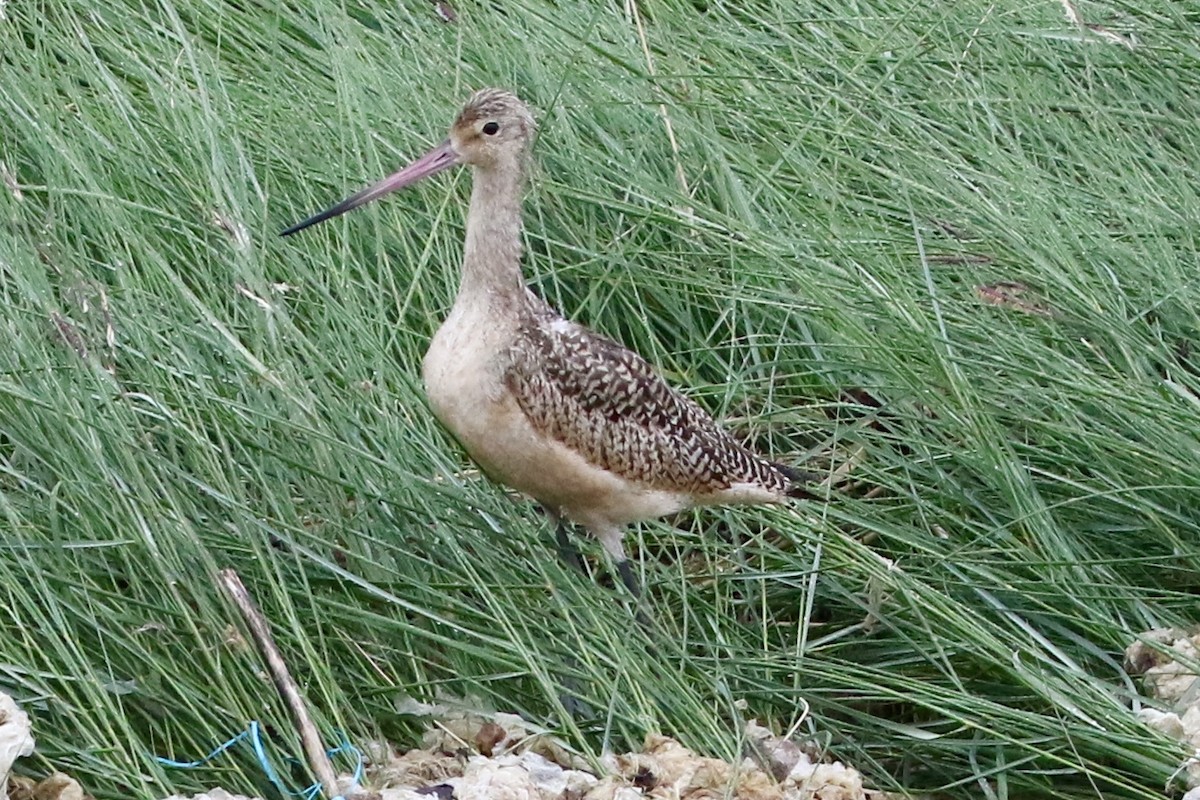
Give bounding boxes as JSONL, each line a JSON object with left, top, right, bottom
{"left": 281, "top": 88, "right": 534, "bottom": 236}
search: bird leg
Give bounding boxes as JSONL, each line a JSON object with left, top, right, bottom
{"left": 542, "top": 512, "right": 595, "bottom": 720}
{"left": 552, "top": 515, "right": 585, "bottom": 575}
{"left": 556, "top": 519, "right": 645, "bottom": 610}
{"left": 615, "top": 557, "right": 657, "bottom": 634}
{"left": 592, "top": 526, "right": 656, "bottom": 631}
{"left": 616, "top": 558, "right": 641, "bottom": 599}
{"left": 594, "top": 526, "right": 638, "bottom": 595}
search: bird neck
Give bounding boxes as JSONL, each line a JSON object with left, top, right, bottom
{"left": 459, "top": 163, "right": 528, "bottom": 311}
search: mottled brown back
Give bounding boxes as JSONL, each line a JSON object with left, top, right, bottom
{"left": 503, "top": 311, "right": 793, "bottom": 496}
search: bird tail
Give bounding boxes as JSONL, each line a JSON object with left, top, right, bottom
{"left": 773, "top": 463, "right": 823, "bottom": 500}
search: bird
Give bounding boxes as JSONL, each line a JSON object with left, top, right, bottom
{"left": 282, "top": 88, "right": 815, "bottom": 599}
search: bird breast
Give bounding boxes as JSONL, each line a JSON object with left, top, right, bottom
{"left": 421, "top": 301, "right": 695, "bottom": 527}
{"left": 422, "top": 301, "right": 512, "bottom": 437}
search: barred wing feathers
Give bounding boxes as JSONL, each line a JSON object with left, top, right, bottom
{"left": 503, "top": 315, "right": 793, "bottom": 497}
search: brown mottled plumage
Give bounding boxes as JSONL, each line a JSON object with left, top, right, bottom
{"left": 282, "top": 88, "right": 814, "bottom": 597}
{"left": 506, "top": 308, "right": 795, "bottom": 497}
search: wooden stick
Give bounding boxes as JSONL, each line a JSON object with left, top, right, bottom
{"left": 218, "top": 569, "right": 344, "bottom": 800}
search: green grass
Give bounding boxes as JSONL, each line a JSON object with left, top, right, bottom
{"left": 2, "top": 0, "right": 1199, "bottom": 797}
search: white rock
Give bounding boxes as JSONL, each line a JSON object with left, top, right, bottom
{"left": 512, "top": 750, "right": 598, "bottom": 797}
{"left": 1181, "top": 704, "right": 1200, "bottom": 743}
{"left": 377, "top": 790, "right": 436, "bottom": 800}
{"left": 161, "top": 790, "right": 261, "bottom": 800}
{"left": 454, "top": 756, "right": 539, "bottom": 800}
{"left": 1138, "top": 708, "right": 1186, "bottom": 739}
{"left": 0, "top": 693, "right": 35, "bottom": 800}
{"left": 785, "top": 755, "right": 865, "bottom": 800}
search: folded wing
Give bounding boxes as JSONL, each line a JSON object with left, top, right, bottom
{"left": 503, "top": 313, "right": 793, "bottom": 498}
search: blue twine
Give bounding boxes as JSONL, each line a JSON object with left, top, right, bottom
{"left": 156, "top": 721, "right": 364, "bottom": 800}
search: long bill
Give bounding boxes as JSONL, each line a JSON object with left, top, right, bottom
{"left": 280, "top": 139, "right": 459, "bottom": 236}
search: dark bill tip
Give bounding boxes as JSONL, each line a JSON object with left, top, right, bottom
{"left": 280, "top": 197, "right": 360, "bottom": 237}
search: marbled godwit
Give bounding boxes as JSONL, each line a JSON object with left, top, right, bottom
{"left": 283, "top": 88, "right": 814, "bottom": 597}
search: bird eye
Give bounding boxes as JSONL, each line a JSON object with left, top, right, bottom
{"left": 482, "top": 121, "right": 500, "bottom": 136}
